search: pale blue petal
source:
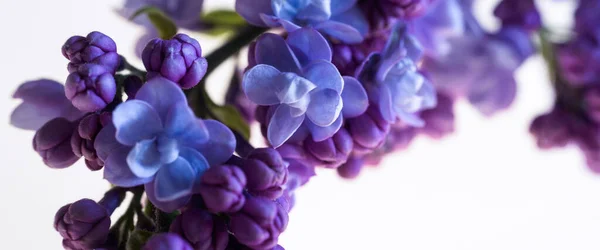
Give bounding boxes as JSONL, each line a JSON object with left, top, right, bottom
{"left": 268, "top": 105, "right": 305, "bottom": 147}
{"left": 295, "top": 0, "right": 332, "bottom": 22}
{"left": 315, "top": 20, "right": 364, "bottom": 44}
{"left": 243, "top": 64, "right": 283, "bottom": 105}
{"left": 306, "top": 89, "right": 343, "bottom": 126}
{"left": 331, "top": 6, "right": 369, "bottom": 36}
{"left": 330, "top": 0, "right": 357, "bottom": 15}
{"left": 397, "top": 111, "right": 425, "bottom": 127}
{"left": 341, "top": 76, "right": 368, "bottom": 118}
{"left": 94, "top": 124, "right": 121, "bottom": 161}
{"left": 104, "top": 145, "right": 152, "bottom": 187}
{"left": 272, "top": 0, "right": 299, "bottom": 21}
{"left": 145, "top": 180, "right": 191, "bottom": 212}
{"left": 288, "top": 95, "right": 311, "bottom": 117}
{"left": 367, "top": 84, "right": 395, "bottom": 122}
{"left": 286, "top": 28, "right": 332, "bottom": 67}
{"left": 126, "top": 139, "right": 163, "bottom": 178}
{"left": 135, "top": 77, "right": 187, "bottom": 121}
{"left": 113, "top": 100, "right": 163, "bottom": 146}
{"left": 254, "top": 33, "right": 302, "bottom": 73}
{"left": 259, "top": 14, "right": 302, "bottom": 31}
{"left": 235, "top": 0, "right": 273, "bottom": 26}
{"left": 307, "top": 114, "right": 343, "bottom": 141}
{"left": 192, "top": 120, "right": 236, "bottom": 166}
{"left": 154, "top": 157, "right": 196, "bottom": 202}
{"left": 164, "top": 101, "right": 209, "bottom": 143}
{"left": 275, "top": 73, "right": 316, "bottom": 104}
{"left": 303, "top": 60, "right": 343, "bottom": 92}
{"left": 179, "top": 147, "right": 210, "bottom": 190}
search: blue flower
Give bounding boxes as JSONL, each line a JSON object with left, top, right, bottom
{"left": 235, "top": 0, "right": 368, "bottom": 44}
{"left": 409, "top": 0, "right": 465, "bottom": 57}
{"left": 358, "top": 22, "right": 437, "bottom": 126}
{"left": 94, "top": 77, "right": 235, "bottom": 212}
{"left": 242, "top": 28, "right": 368, "bottom": 148}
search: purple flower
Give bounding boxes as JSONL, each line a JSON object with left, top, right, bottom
{"left": 65, "top": 64, "right": 117, "bottom": 112}
{"left": 240, "top": 148, "right": 289, "bottom": 199}
{"left": 358, "top": 22, "right": 437, "bottom": 126}
{"left": 336, "top": 156, "right": 364, "bottom": 179}
{"left": 282, "top": 158, "right": 316, "bottom": 192}
{"left": 199, "top": 165, "right": 247, "bottom": 213}
{"left": 530, "top": 107, "right": 573, "bottom": 150}
{"left": 121, "top": 0, "right": 205, "bottom": 30}
{"left": 418, "top": 92, "right": 455, "bottom": 139}
{"left": 33, "top": 117, "right": 80, "bottom": 169}
{"left": 242, "top": 28, "right": 368, "bottom": 147}
{"left": 229, "top": 196, "right": 289, "bottom": 250}
{"left": 303, "top": 128, "right": 353, "bottom": 168}
{"left": 169, "top": 208, "right": 229, "bottom": 250}
{"left": 143, "top": 233, "right": 193, "bottom": 250}
{"left": 346, "top": 105, "right": 391, "bottom": 155}
{"left": 585, "top": 86, "right": 600, "bottom": 123}
{"left": 10, "top": 79, "right": 84, "bottom": 130}
{"left": 142, "top": 34, "right": 208, "bottom": 89}
{"left": 408, "top": 0, "right": 465, "bottom": 57}
{"left": 236, "top": 0, "right": 368, "bottom": 44}
{"left": 331, "top": 31, "right": 389, "bottom": 76}
{"left": 95, "top": 77, "right": 235, "bottom": 212}
{"left": 62, "top": 31, "right": 120, "bottom": 74}
{"left": 71, "top": 113, "right": 111, "bottom": 171}
{"left": 360, "top": 0, "right": 435, "bottom": 30}
{"left": 494, "top": 0, "right": 541, "bottom": 31}
{"left": 558, "top": 32, "right": 600, "bottom": 86}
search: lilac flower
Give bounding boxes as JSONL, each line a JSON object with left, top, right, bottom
{"left": 142, "top": 34, "right": 208, "bottom": 89}
{"left": 95, "top": 77, "right": 235, "bottom": 212}
{"left": 123, "top": 75, "right": 144, "bottom": 99}
{"left": 494, "top": 0, "right": 541, "bottom": 31}
{"left": 143, "top": 233, "right": 193, "bottom": 250}
{"left": 199, "top": 165, "right": 247, "bottom": 213}
{"left": 346, "top": 105, "right": 391, "bottom": 155}
{"left": 62, "top": 31, "right": 120, "bottom": 74}
{"left": 229, "top": 196, "right": 289, "bottom": 250}
{"left": 408, "top": 0, "right": 465, "bottom": 57}
{"left": 121, "top": 0, "right": 205, "bottom": 30}
{"left": 357, "top": 22, "right": 437, "bottom": 126}
{"left": 242, "top": 28, "right": 369, "bottom": 147}
{"left": 303, "top": 128, "right": 353, "bottom": 168}
{"left": 71, "top": 113, "right": 111, "bottom": 171}
{"left": 558, "top": 32, "right": 600, "bottom": 86}
{"left": 240, "top": 148, "right": 289, "bottom": 199}
{"left": 235, "top": 0, "right": 368, "bottom": 44}
{"left": 530, "top": 107, "right": 572, "bottom": 150}
{"left": 33, "top": 118, "right": 80, "bottom": 169}
{"left": 336, "top": 156, "right": 364, "bottom": 179}
{"left": 418, "top": 92, "right": 455, "bottom": 139}
{"left": 65, "top": 64, "right": 117, "bottom": 112}
{"left": 360, "top": 0, "right": 435, "bottom": 30}
{"left": 331, "top": 31, "right": 389, "bottom": 76}
{"left": 169, "top": 208, "right": 229, "bottom": 250}
{"left": 584, "top": 86, "right": 600, "bottom": 123}
{"left": 10, "top": 79, "right": 84, "bottom": 130}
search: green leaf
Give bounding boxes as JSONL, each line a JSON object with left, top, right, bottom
{"left": 131, "top": 6, "right": 177, "bottom": 39}
{"left": 202, "top": 90, "right": 251, "bottom": 140}
{"left": 202, "top": 10, "right": 246, "bottom": 27}
{"left": 126, "top": 230, "right": 154, "bottom": 250}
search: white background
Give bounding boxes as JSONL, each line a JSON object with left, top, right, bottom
{"left": 2, "top": 0, "right": 600, "bottom": 249}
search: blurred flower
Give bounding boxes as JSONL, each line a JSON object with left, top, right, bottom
{"left": 494, "top": 0, "right": 541, "bottom": 31}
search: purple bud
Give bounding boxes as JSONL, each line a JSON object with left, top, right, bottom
{"left": 494, "top": 0, "right": 541, "bottom": 31}
{"left": 557, "top": 33, "right": 600, "bottom": 86}
{"left": 530, "top": 108, "right": 572, "bottom": 149}
{"left": 169, "top": 208, "right": 229, "bottom": 250}
{"left": 65, "top": 64, "right": 117, "bottom": 112}
{"left": 419, "top": 93, "right": 455, "bottom": 139}
{"left": 360, "top": 0, "right": 434, "bottom": 30}
{"left": 71, "top": 113, "right": 106, "bottom": 171}
{"left": 143, "top": 233, "right": 193, "bottom": 250}
{"left": 240, "top": 148, "right": 289, "bottom": 200}
{"left": 33, "top": 117, "right": 80, "bottom": 169}
{"left": 62, "top": 31, "right": 120, "bottom": 73}
{"left": 199, "top": 165, "right": 247, "bottom": 213}
{"left": 346, "top": 105, "right": 391, "bottom": 155}
{"left": 337, "top": 157, "right": 365, "bottom": 179}
{"left": 229, "top": 197, "right": 288, "bottom": 250}
{"left": 123, "top": 75, "right": 144, "bottom": 99}
{"left": 142, "top": 34, "right": 208, "bottom": 89}
{"left": 284, "top": 159, "right": 316, "bottom": 192}
{"left": 54, "top": 199, "right": 111, "bottom": 249}
{"left": 304, "top": 128, "right": 353, "bottom": 168}
{"left": 331, "top": 34, "right": 389, "bottom": 76}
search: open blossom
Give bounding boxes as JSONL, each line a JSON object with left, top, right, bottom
{"left": 94, "top": 77, "right": 235, "bottom": 212}
{"left": 236, "top": 0, "right": 368, "bottom": 44}
{"left": 358, "top": 22, "right": 437, "bottom": 126}
{"left": 242, "top": 28, "right": 368, "bottom": 147}
{"left": 62, "top": 31, "right": 120, "bottom": 74}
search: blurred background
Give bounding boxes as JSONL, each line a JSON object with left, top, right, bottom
{"left": 2, "top": 0, "right": 600, "bottom": 249}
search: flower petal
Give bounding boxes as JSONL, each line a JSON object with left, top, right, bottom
{"left": 306, "top": 89, "right": 343, "bottom": 126}
{"left": 243, "top": 64, "right": 283, "bottom": 105}
{"left": 367, "top": 84, "right": 395, "bottom": 122}
{"left": 341, "top": 76, "right": 368, "bottom": 118}
{"left": 275, "top": 73, "right": 316, "bottom": 104}
{"left": 235, "top": 0, "right": 273, "bottom": 26}
{"left": 145, "top": 180, "right": 191, "bottom": 212}
{"left": 268, "top": 105, "right": 305, "bottom": 148}
{"left": 303, "top": 60, "right": 343, "bottom": 92}
{"left": 126, "top": 139, "right": 163, "bottom": 178}
{"left": 254, "top": 33, "right": 302, "bottom": 74}
{"left": 286, "top": 28, "right": 332, "bottom": 67}
{"left": 307, "top": 114, "right": 343, "bottom": 141}
{"left": 314, "top": 20, "right": 364, "bottom": 44}
{"left": 331, "top": 6, "right": 369, "bottom": 36}
{"left": 154, "top": 157, "right": 196, "bottom": 201}
{"left": 179, "top": 147, "right": 210, "bottom": 190}
{"left": 94, "top": 124, "right": 121, "bottom": 161}
{"left": 295, "top": 0, "right": 332, "bottom": 22}
{"left": 135, "top": 77, "right": 187, "bottom": 121}
{"left": 112, "top": 100, "right": 163, "bottom": 146}
{"left": 103, "top": 145, "right": 152, "bottom": 187}
{"left": 330, "top": 0, "right": 357, "bottom": 15}
{"left": 164, "top": 101, "right": 209, "bottom": 143}
{"left": 192, "top": 120, "right": 236, "bottom": 166}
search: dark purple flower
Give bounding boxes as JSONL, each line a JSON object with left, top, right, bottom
{"left": 303, "top": 128, "right": 353, "bottom": 168}
{"left": 493, "top": 0, "right": 541, "bottom": 31}
{"left": 337, "top": 156, "right": 365, "bottom": 179}
{"left": 199, "top": 165, "right": 247, "bottom": 213}
{"left": 62, "top": 31, "right": 120, "bottom": 74}
{"left": 142, "top": 34, "right": 208, "bottom": 89}
{"left": 530, "top": 107, "right": 573, "bottom": 150}
{"left": 359, "top": 0, "right": 435, "bottom": 30}
{"left": 331, "top": 32, "right": 389, "bottom": 76}
{"left": 419, "top": 92, "right": 455, "bottom": 139}
{"left": 240, "top": 148, "right": 288, "bottom": 200}
{"left": 10, "top": 79, "right": 84, "bottom": 130}
{"left": 229, "top": 197, "right": 288, "bottom": 250}
{"left": 71, "top": 113, "right": 111, "bottom": 171}
{"left": 346, "top": 105, "right": 391, "bottom": 155}
{"left": 143, "top": 233, "right": 193, "bottom": 250}
{"left": 65, "top": 64, "right": 117, "bottom": 112}
{"left": 558, "top": 32, "right": 600, "bottom": 86}
{"left": 33, "top": 117, "right": 80, "bottom": 169}
{"left": 585, "top": 86, "right": 600, "bottom": 123}
{"left": 170, "top": 208, "right": 229, "bottom": 250}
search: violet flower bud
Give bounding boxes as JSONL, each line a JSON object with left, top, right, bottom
{"left": 62, "top": 31, "right": 120, "bottom": 73}
{"left": 71, "top": 113, "right": 106, "bottom": 171}
{"left": 170, "top": 208, "right": 229, "bottom": 250}
{"left": 240, "top": 148, "right": 289, "bottom": 200}
{"left": 303, "top": 128, "right": 353, "bottom": 168}
{"left": 199, "top": 165, "right": 247, "bottom": 213}
{"left": 419, "top": 93, "right": 455, "bottom": 139}
{"left": 493, "top": 0, "right": 541, "bottom": 31}
{"left": 229, "top": 197, "right": 289, "bottom": 250}
{"left": 143, "top": 233, "right": 193, "bottom": 250}
{"left": 337, "top": 156, "right": 365, "bottom": 179}
{"left": 65, "top": 64, "right": 117, "bottom": 112}
{"left": 123, "top": 75, "right": 143, "bottom": 99}
{"left": 529, "top": 108, "right": 572, "bottom": 150}
{"left": 360, "top": 0, "right": 434, "bottom": 30}
{"left": 346, "top": 105, "right": 391, "bottom": 155}
{"left": 331, "top": 34, "right": 389, "bottom": 76}
{"left": 142, "top": 33, "right": 208, "bottom": 89}
{"left": 33, "top": 117, "right": 79, "bottom": 169}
